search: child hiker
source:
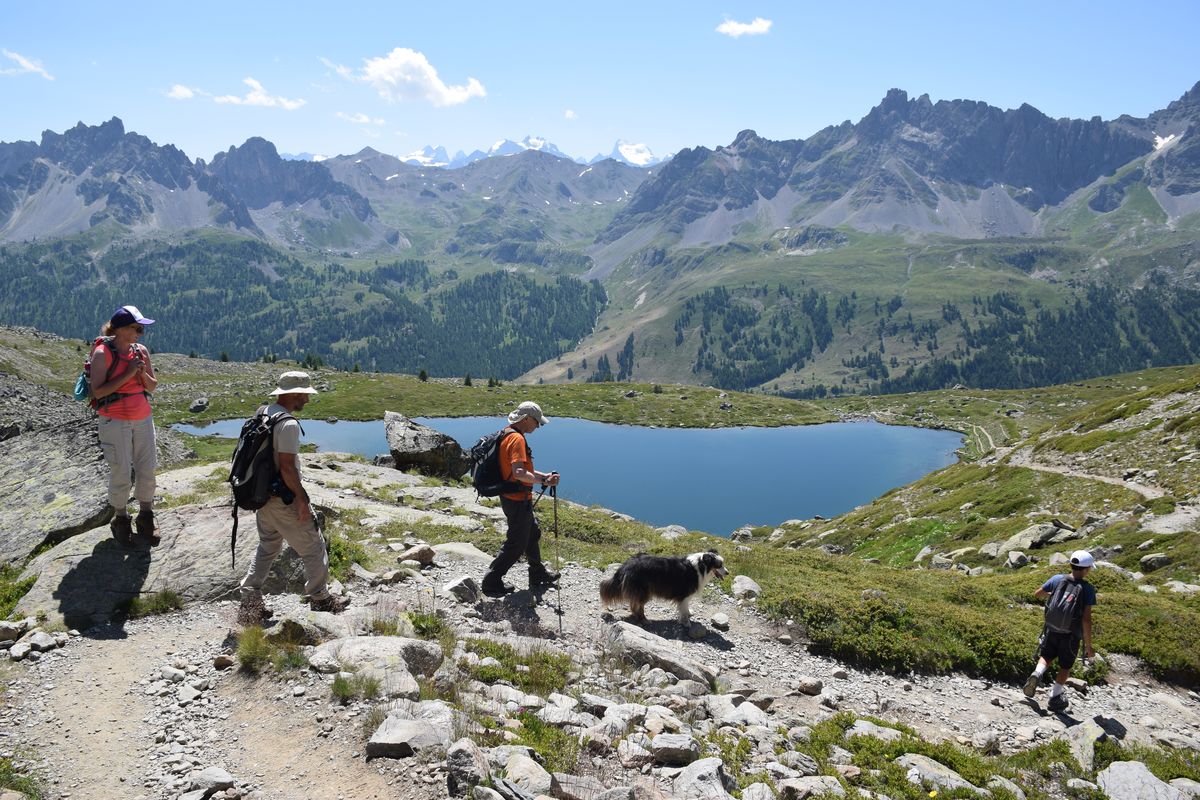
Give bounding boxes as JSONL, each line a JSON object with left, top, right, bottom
{"left": 1022, "top": 550, "right": 1096, "bottom": 711}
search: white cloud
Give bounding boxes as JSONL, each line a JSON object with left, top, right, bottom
{"left": 564, "top": 109, "right": 577, "bottom": 120}
{"left": 166, "top": 84, "right": 196, "bottom": 100}
{"left": 716, "top": 17, "right": 773, "bottom": 37}
{"left": 336, "top": 111, "right": 385, "bottom": 126}
{"left": 1, "top": 49, "right": 54, "bottom": 80}
{"left": 320, "top": 57, "right": 353, "bottom": 80}
{"left": 360, "top": 48, "right": 485, "bottom": 107}
{"left": 214, "top": 78, "right": 306, "bottom": 110}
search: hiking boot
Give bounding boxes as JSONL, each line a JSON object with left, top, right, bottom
{"left": 1022, "top": 673, "right": 1040, "bottom": 698}
{"left": 110, "top": 515, "right": 134, "bottom": 547}
{"left": 135, "top": 509, "right": 160, "bottom": 546}
{"left": 237, "top": 594, "right": 268, "bottom": 627}
{"left": 529, "top": 567, "right": 560, "bottom": 587}
{"left": 310, "top": 593, "right": 351, "bottom": 613}
{"left": 1047, "top": 693, "right": 1069, "bottom": 712}
{"left": 481, "top": 580, "right": 516, "bottom": 598}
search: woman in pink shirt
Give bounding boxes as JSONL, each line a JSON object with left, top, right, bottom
{"left": 90, "top": 305, "right": 160, "bottom": 546}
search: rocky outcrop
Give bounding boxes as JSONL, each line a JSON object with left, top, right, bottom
{"left": 14, "top": 503, "right": 306, "bottom": 627}
{"left": 1097, "top": 761, "right": 1183, "bottom": 800}
{"left": 384, "top": 411, "right": 471, "bottom": 478}
{"left": 605, "top": 622, "right": 718, "bottom": 686}
{"left": 0, "top": 420, "right": 112, "bottom": 565}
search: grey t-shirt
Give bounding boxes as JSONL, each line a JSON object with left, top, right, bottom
{"left": 266, "top": 402, "right": 301, "bottom": 482}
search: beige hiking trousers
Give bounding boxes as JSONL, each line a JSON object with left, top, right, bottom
{"left": 239, "top": 496, "right": 330, "bottom": 599}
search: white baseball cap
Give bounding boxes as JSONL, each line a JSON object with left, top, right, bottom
{"left": 1069, "top": 550, "right": 1095, "bottom": 568}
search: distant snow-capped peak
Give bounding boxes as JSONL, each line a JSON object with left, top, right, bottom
{"left": 393, "top": 136, "right": 664, "bottom": 169}
{"left": 401, "top": 145, "right": 451, "bottom": 167}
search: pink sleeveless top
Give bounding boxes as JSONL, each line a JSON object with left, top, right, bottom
{"left": 94, "top": 343, "right": 153, "bottom": 421}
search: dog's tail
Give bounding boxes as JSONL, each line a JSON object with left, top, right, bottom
{"left": 599, "top": 572, "right": 623, "bottom": 608}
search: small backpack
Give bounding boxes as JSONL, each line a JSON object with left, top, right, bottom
{"left": 1044, "top": 575, "right": 1085, "bottom": 634}
{"left": 468, "top": 428, "right": 525, "bottom": 497}
{"left": 73, "top": 337, "right": 119, "bottom": 408}
{"left": 227, "top": 406, "right": 298, "bottom": 566}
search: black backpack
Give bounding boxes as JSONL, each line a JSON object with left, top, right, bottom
{"left": 227, "top": 406, "right": 298, "bottom": 566}
{"left": 1044, "top": 576, "right": 1085, "bottom": 634}
{"left": 468, "top": 428, "right": 526, "bottom": 497}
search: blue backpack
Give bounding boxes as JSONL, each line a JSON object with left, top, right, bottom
{"left": 73, "top": 337, "right": 118, "bottom": 407}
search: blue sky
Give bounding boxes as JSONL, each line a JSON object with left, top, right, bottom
{"left": 3, "top": 1, "right": 1198, "bottom": 163}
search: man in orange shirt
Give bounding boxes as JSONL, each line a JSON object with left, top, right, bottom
{"left": 481, "top": 401, "right": 561, "bottom": 597}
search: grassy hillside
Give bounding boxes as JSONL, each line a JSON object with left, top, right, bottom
{"left": 4, "top": 327, "right": 1197, "bottom": 683}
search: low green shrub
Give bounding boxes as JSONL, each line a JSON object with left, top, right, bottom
{"left": 0, "top": 566, "right": 35, "bottom": 619}
{"left": 462, "top": 639, "right": 572, "bottom": 696}
{"left": 331, "top": 671, "right": 381, "bottom": 704}
{"left": 513, "top": 710, "right": 579, "bottom": 774}
{"left": 743, "top": 548, "right": 1200, "bottom": 683}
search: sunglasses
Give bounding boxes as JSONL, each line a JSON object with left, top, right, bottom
{"left": 130, "top": 325, "right": 145, "bottom": 333}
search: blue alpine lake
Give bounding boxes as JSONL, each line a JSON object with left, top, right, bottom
{"left": 175, "top": 417, "right": 963, "bottom": 537}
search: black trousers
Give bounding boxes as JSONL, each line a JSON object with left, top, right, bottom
{"left": 485, "top": 497, "right": 544, "bottom": 582}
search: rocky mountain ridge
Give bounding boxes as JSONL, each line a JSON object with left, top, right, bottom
{"left": 596, "top": 83, "right": 1200, "bottom": 251}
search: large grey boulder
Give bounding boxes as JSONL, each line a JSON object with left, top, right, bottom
{"left": 505, "top": 754, "right": 552, "bottom": 796}
{"left": 1063, "top": 719, "right": 1108, "bottom": 773}
{"left": 309, "top": 635, "right": 444, "bottom": 677}
{"left": 15, "top": 503, "right": 305, "bottom": 627}
{"left": 895, "top": 753, "right": 982, "bottom": 793}
{"left": 366, "top": 718, "right": 447, "bottom": 759}
{"left": 778, "top": 776, "right": 846, "bottom": 799}
{"left": 1000, "top": 523, "right": 1061, "bottom": 553}
{"left": 384, "top": 411, "right": 470, "bottom": 478}
{"left": 673, "top": 757, "right": 737, "bottom": 800}
{"left": 447, "top": 738, "right": 492, "bottom": 797}
{"left": 848, "top": 719, "right": 903, "bottom": 742}
{"left": 605, "top": 622, "right": 718, "bottom": 686}
{"left": 1097, "top": 761, "right": 1183, "bottom": 800}
{"left": 649, "top": 733, "right": 700, "bottom": 765}
{"left": 0, "top": 421, "right": 111, "bottom": 565}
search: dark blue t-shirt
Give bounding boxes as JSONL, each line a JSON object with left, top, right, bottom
{"left": 1041, "top": 573, "right": 1096, "bottom": 633}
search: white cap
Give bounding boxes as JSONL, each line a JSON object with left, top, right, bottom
{"left": 507, "top": 400, "right": 549, "bottom": 426}
{"left": 1069, "top": 550, "right": 1095, "bottom": 568}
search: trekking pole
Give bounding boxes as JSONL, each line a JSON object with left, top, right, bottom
{"left": 552, "top": 481, "right": 563, "bottom": 636}
{"left": 532, "top": 483, "right": 549, "bottom": 509}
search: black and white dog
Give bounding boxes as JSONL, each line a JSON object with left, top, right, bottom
{"left": 599, "top": 551, "right": 729, "bottom": 625}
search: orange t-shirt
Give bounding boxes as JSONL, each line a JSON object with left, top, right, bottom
{"left": 94, "top": 342, "right": 153, "bottom": 421}
{"left": 499, "top": 430, "right": 533, "bottom": 501}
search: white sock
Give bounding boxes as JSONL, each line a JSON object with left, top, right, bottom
{"left": 1050, "top": 682, "right": 1065, "bottom": 698}
{"left": 1033, "top": 663, "right": 1047, "bottom": 677}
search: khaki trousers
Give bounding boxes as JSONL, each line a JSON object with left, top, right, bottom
{"left": 97, "top": 414, "right": 157, "bottom": 511}
{"left": 239, "top": 497, "right": 330, "bottom": 599}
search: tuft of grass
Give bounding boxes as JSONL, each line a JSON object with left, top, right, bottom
{"left": 0, "top": 756, "right": 44, "bottom": 799}
{"left": 122, "top": 589, "right": 184, "bottom": 619}
{"left": 703, "top": 730, "right": 759, "bottom": 790}
{"left": 410, "top": 610, "right": 447, "bottom": 640}
{"left": 513, "top": 710, "right": 579, "bottom": 774}
{"left": 271, "top": 642, "right": 309, "bottom": 672}
{"left": 331, "top": 671, "right": 381, "bottom": 704}
{"left": 236, "top": 626, "right": 272, "bottom": 673}
{"left": 360, "top": 705, "right": 388, "bottom": 742}
{"left": 0, "top": 565, "right": 36, "bottom": 619}
{"left": 461, "top": 639, "right": 573, "bottom": 696}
